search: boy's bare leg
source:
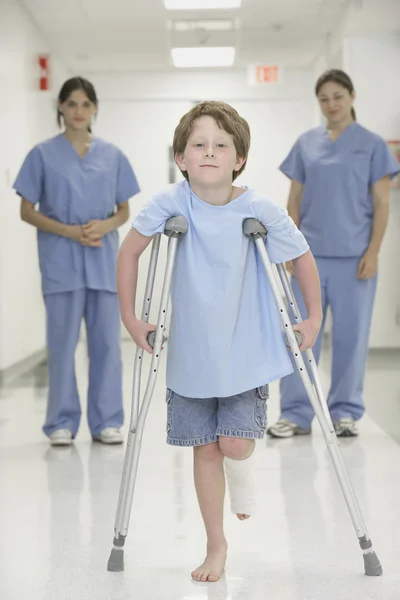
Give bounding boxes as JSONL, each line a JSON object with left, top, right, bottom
{"left": 192, "top": 442, "right": 227, "bottom": 583}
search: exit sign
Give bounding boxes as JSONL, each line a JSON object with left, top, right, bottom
{"left": 248, "top": 64, "right": 281, "bottom": 85}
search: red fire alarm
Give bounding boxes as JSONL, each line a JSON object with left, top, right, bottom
{"left": 38, "top": 54, "right": 50, "bottom": 90}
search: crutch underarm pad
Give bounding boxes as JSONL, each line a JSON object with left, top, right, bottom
{"left": 164, "top": 216, "right": 188, "bottom": 237}
{"left": 243, "top": 219, "right": 267, "bottom": 237}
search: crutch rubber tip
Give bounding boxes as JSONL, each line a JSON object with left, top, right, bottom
{"left": 363, "top": 552, "right": 383, "bottom": 576}
{"left": 107, "top": 548, "right": 124, "bottom": 572}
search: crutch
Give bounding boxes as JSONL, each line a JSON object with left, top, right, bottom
{"left": 107, "top": 216, "right": 188, "bottom": 572}
{"left": 243, "top": 218, "right": 382, "bottom": 577}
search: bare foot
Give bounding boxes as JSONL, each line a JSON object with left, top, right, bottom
{"left": 236, "top": 513, "right": 251, "bottom": 521}
{"left": 191, "top": 542, "right": 228, "bottom": 582}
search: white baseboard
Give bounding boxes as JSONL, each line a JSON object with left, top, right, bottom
{"left": 0, "top": 348, "right": 47, "bottom": 386}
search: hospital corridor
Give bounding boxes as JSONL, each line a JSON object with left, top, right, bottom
{"left": 1, "top": 1, "right": 400, "bottom": 599}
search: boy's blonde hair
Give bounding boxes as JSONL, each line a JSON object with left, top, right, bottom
{"left": 173, "top": 101, "right": 251, "bottom": 182}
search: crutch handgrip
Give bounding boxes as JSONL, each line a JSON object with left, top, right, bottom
{"left": 147, "top": 332, "right": 156, "bottom": 348}
{"left": 146, "top": 331, "right": 166, "bottom": 348}
{"left": 294, "top": 330, "right": 303, "bottom": 346}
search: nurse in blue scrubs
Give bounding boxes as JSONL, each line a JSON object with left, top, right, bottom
{"left": 268, "top": 69, "right": 400, "bottom": 438}
{"left": 14, "top": 77, "right": 140, "bottom": 446}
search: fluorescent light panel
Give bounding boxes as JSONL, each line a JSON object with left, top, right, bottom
{"left": 171, "top": 19, "right": 235, "bottom": 32}
{"left": 172, "top": 46, "right": 235, "bottom": 68}
{"left": 165, "top": 0, "right": 241, "bottom": 9}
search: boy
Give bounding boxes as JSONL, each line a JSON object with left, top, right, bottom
{"left": 117, "top": 102, "right": 322, "bottom": 582}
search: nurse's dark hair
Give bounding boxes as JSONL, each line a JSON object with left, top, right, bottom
{"left": 57, "top": 76, "right": 98, "bottom": 131}
{"left": 315, "top": 69, "right": 356, "bottom": 121}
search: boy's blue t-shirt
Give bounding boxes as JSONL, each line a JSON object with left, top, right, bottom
{"left": 133, "top": 180, "right": 309, "bottom": 398}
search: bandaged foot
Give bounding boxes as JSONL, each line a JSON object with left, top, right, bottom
{"left": 224, "top": 454, "right": 256, "bottom": 520}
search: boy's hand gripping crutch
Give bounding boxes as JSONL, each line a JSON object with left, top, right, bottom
{"left": 243, "top": 218, "right": 382, "bottom": 577}
{"left": 107, "top": 216, "right": 188, "bottom": 572}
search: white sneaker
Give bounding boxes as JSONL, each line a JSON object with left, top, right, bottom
{"left": 334, "top": 418, "right": 359, "bottom": 437}
{"left": 93, "top": 427, "right": 123, "bottom": 445}
{"left": 267, "top": 418, "right": 311, "bottom": 438}
{"left": 49, "top": 429, "right": 73, "bottom": 446}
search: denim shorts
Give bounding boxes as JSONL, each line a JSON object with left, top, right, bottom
{"left": 165, "top": 385, "right": 269, "bottom": 447}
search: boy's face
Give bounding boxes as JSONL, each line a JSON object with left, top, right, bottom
{"left": 175, "top": 116, "right": 246, "bottom": 186}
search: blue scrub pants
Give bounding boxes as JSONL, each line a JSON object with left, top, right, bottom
{"left": 280, "top": 257, "right": 377, "bottom": 429}
{"left": 43, "top": 289, "right": 123, "bottom": 437}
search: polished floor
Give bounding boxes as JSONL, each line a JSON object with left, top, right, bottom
{"left": 1, "top": 341, "right": 400, "bottom": 600}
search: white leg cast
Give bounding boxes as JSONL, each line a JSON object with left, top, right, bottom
{"left": 224, "top": 454, "right": 256, "bottom": 516}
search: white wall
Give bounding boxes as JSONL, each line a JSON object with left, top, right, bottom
{"left": 343, "top": 36, "right": 400, "bottom": 347}
{"left": 91, "top": 67, "right": 313, "bottom": 204}
{"left": 0, "top": 0, "right": 69, "bottom": 371}
{"left": 311, "top": 16, "right": 346, "bottom": 127}
{"left": 91, "top": 67, "right": 314, "bottom": 104}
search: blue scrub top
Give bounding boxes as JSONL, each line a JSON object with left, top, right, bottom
{"left": 280, "top": 122, "right": 400, "bottom": 257}
{"left": 133, "top": 180, "right": 309, "bottom": 398}
{"left": 13, "top": 134, "right": 140, "bottom": 295}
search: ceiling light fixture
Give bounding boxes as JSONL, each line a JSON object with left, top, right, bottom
{"left": 170, "top": 19, "right": 235, "bottom": 32}
{"left": 165, "top": 0, "right": 241, "bottom": 10}
{"left": 171, "top": 46, "right": 235, "bottom": 68}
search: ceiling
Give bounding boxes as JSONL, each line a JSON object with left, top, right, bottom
{"left": 19, "top": 0, "right": 400, "bottom": 72}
